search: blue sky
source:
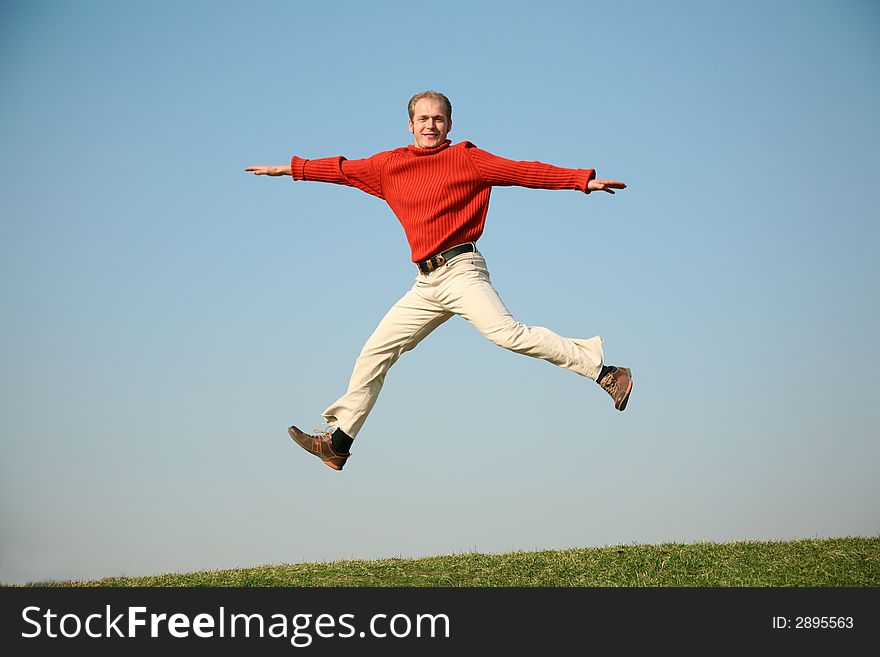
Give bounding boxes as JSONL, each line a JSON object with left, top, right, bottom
{"left": 1, "top": 0, "right": 877, "bottom": 585}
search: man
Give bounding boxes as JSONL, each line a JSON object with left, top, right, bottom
{"left": 246, "top": 90, "right": 631, "bottom": 472}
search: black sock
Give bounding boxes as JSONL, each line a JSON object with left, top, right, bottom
{"left": 331, "top": 428, "right": 353, "bottom": 453}
{"left": 598, "top": 365, "right": 614, "bottom": 382}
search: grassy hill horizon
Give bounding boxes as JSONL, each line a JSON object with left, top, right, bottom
{"left": 11, "top": 535, "right": 879, "bottom": 587}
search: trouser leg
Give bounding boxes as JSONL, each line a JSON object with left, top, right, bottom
{"left": 322, "top": 284, "right": 451, "bottom": 438}
{"left": 437, "top": 254, "right": 604, "bottom": 379}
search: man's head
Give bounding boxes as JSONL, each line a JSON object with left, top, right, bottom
{"left": 408, "top": 90, "right": 452, "bottom": 149}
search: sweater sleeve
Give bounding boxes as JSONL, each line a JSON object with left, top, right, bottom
{"left": 290, "top": 153, "right": 385, "bottom": 199}
{"left": 461, "top": 143, "right": 596, "bottom": 193}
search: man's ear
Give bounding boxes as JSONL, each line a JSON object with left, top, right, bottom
{"left": 408, "top": 120, "right": 414, "bottom": 134}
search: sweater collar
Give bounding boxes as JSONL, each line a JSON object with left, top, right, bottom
{"left": 406, "top": 139, "right": 451, "bottom": 156}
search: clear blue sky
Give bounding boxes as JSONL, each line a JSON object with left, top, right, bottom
{"left": 1, "top": 0, "right": 877, "bottom": 585}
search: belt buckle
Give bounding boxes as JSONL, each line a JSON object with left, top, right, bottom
{"left": 419, "top": 251, "right": 451, "bottom": 275}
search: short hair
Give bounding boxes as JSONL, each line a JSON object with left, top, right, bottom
{"left": 407, "top": 90, "right": 452, "bottom": 122}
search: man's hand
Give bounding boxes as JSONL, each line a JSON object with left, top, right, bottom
{"left": 245, "top": 164, "right": 292, "bottom": 176}
{"left": 587, "top": 179, "right": 627, "bottom": 194}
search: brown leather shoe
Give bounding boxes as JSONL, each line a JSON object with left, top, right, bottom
{"left": 598, "top": 366, "right": 633, "bottom": 411}
{"left": 287, "top": 425, "right": 350, "bottom": 471}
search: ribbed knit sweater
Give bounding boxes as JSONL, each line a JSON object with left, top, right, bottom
{"left": 290, "top": 140, "right": 597, "bottom": 263}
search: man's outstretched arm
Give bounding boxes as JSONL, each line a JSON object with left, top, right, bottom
{"left": 462, "top": 144, "right": 626, "bottom": 195}
{"left": 245, "top": 164, "right": 291, "bottom": 176}
{"left": 246, "top": 156, "right": 385, "bottom": 199}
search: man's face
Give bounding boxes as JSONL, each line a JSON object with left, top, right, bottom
{"left": 409, "top": 98, "right": 451, "bottom": 148}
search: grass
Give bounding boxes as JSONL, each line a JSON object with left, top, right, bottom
{"left": 16, "top": 536, "right": 879, "bottom": 587}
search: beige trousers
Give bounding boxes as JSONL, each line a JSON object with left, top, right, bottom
{"left": 322, "top": 248, "right": 604, "bottom": 437}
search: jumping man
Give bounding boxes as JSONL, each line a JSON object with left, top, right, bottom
{"left": 245, "top": 90, "right": 632, "bottom": 472}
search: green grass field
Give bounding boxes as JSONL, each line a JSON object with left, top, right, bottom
{"left": 18, "top": 535, "right": 879, "bottom": 587}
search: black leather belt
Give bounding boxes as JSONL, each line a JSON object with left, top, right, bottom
{"left": 416, "top": 243, "right": 476, "bottom": 275}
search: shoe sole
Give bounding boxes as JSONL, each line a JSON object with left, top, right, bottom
{"left": 617, "top": 374, "right": 633, "bottom": 411}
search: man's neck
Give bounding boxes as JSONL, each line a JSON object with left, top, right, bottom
{"left": 407, "top": 139, "right": 451, "bottom": 154}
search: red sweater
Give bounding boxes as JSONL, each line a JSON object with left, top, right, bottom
{"left": 290, "top": 140, "right": 596, "bottom": 263}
